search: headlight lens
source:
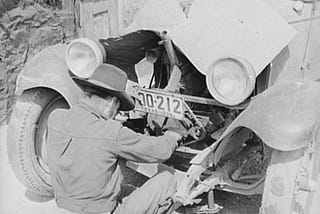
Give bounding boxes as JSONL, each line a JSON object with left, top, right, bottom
{"left": 66, "top": 38, "right": 105, "bottom": 78}
{"left": 206, "top": 57, "right": 256, "bottom": 105}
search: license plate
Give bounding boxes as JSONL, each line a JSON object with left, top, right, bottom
{"left": 134, "top": 88, "right": 184, "bottom": 120}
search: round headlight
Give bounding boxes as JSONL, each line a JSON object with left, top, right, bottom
{"left": 66, "top": 38, "right": 105, "bottom": 78}
{"left": 206, "top": 57, "right": 256, "bottom": 106}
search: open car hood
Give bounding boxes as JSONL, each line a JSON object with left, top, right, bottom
{"left": 125, "top": 0, "right": 296, "bottom": 76}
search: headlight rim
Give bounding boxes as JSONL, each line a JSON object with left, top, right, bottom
{"left": 66, "top": 38, "right": 105, "bottom": 78}
{"left": 206, "top": 56, "right": 256, "bottom": 106}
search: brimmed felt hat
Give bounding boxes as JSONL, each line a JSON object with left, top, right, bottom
{"left": 72, "top": 64, "right": 135, "bottom": 111}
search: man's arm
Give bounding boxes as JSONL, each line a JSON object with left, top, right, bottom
{"left": 114, "top": 126, "right": 181, "bottom": 163}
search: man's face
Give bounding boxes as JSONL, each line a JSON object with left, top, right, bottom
{"left": 101, "top": 96, "right": 120, "bottom": 119}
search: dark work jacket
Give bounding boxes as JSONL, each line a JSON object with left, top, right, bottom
{"left": 47, "top": 99, "right": 177, "bottom": 214}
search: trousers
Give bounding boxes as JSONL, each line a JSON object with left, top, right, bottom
{"left": 113, "top": 171, "right": 177, "bottom": 214}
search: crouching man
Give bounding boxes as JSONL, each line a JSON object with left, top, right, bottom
{"left": 47, "top": 64, "right": 184, "bottom": 214}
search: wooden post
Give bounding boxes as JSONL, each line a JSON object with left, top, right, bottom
{"left": 76, "top": 0, "right": 122, "bottom": 41}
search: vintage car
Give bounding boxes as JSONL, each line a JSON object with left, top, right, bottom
{"left": 6, "top": 0, "right": 320, "bottom": 213}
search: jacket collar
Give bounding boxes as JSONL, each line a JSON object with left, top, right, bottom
{"left": 77, "top": 98, "right": 103, "bottom": 119}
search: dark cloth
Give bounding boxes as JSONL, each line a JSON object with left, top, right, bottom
{"left": 100, "top": 30, "right": 160, "bottom": 65}
{"left": 99, "top": 30, "right": 161, "bottom": 82}
{"left": 47, "top": 98, "right": 177, "bottom": 214}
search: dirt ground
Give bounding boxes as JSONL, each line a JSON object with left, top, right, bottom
{"left": 0, "top": 125, "right": 70, "bottom": 214}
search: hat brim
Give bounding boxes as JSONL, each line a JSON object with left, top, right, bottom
{"left": 73, "top": 77, "right": 135, "bottom": 111}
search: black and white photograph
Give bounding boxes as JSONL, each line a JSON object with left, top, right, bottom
{"left": 0, "top": 0, "right": 319, "bottom": 213}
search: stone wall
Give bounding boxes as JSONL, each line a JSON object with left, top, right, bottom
{"left": 0, "top": 1, "right": 75, "bottom": 124}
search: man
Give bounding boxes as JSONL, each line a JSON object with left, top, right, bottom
{"left": 47, "top": 64, "right": 186, "bottom": 214}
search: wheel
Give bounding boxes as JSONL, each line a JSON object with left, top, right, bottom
{"left": 260, "top": 146, "right": 319, "bottom": 214}
{"left": 7, "top": 88, "right": 69, "bottom": 197}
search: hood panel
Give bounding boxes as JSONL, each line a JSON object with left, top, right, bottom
{"left": 124, "top": 0, "right": 296, "bottom": 77}
{"left": 169, "top": 0, "right": 296, "bottom": 76}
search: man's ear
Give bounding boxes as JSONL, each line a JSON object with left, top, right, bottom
{"left": 107, "top": 97, "right": 120, "bottom": 119}
{"left": 110, "top": 97, "right": 120, "bottom": 110}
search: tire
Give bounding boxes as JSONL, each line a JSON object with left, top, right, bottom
{"left": 260, "top": 147, "right": 319, "bottom": 214}
{"left": 7, "top": 88, "right": 69, "bottom": 197}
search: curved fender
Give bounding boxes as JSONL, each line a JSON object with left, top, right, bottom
{"left": 176, "top": 80, "right": 320, "bottom": 203}
{"left": 191, "top": 80, "right": 320, "bottom": 167}
{"left": 16, "top": 44, "right": 82, "bottom": 106}
{"left": 221, "top": 80, "right": 320, "bottom": 152}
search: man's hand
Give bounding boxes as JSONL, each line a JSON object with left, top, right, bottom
{"left": 147, "top": 114, "right": 193, "bottom": 142}
{"left": 164, "top": 130, "right": 183, "bottom": 142}
{"left": 162, "top": 117, "right": 192, "bottom": 138}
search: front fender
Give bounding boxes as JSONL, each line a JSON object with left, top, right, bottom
{"left": 16, "top": 44, "right": 82, "bottom": 106}
{"left": 219, "top": 80, "right": 320, "bottom": 153}
{"left": 174, "top": 80, "right": 320, "bottom": 204}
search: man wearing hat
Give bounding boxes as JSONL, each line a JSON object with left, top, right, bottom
{"left": 47, "top": 64, "right": 187, "bottom": 214}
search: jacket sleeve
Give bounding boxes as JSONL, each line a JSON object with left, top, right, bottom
{"left": 114, "top": 126, "right": 178, "bottom": 163}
